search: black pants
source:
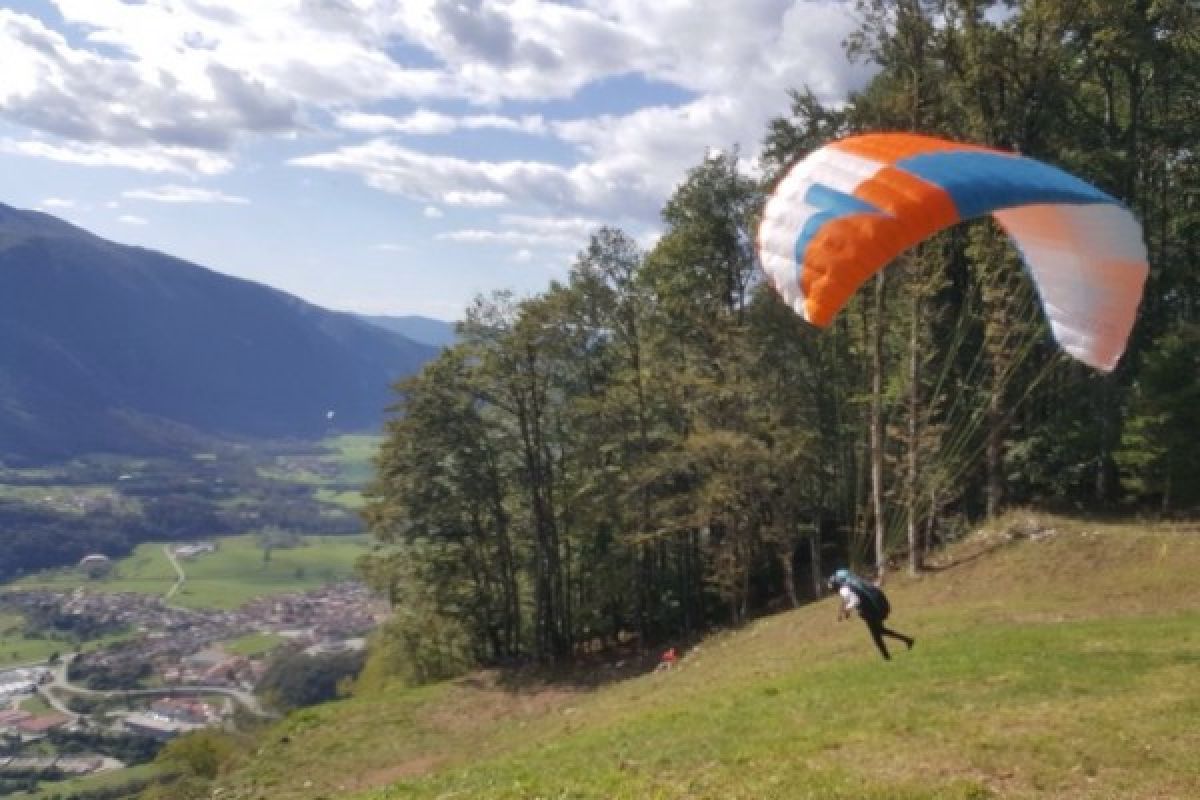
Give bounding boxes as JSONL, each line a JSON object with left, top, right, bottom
{"left": 862, "top": 613, "right": 912, "bottom": 660}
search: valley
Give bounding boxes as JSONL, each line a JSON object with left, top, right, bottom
{"left": 0, "top": 437, "right": 386, "bottom": 798}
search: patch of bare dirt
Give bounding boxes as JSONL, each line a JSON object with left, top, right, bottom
{"left": 420, "top": 669, "right": 583, "bottom": 734}
{"left": 350, "top": 754, "right": 443, "bottom": 790}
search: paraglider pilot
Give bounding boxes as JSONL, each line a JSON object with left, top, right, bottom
{"left": 828, "top": 569, "right": 914, "bottom": 660}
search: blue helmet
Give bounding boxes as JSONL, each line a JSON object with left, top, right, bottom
{"left": 827, "top": 568, "right": 851, "bottom": 589}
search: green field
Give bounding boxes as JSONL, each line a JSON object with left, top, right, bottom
{"left": 222, "top": 632, "right": 286, "bottom": 657}
{"left": 0, "top": 483, "right": 138, "bottom": 515}
{"left": 0, "top": 611, "right": 143, "bottom": 667}
{"left": 18, "top": 693, "right": 53, "bottom": 715}
{"left": 313, "top": 434, "right": 382, "bottom": 509}
{"left": 0, "top": 613, "right": 67, "bottom": 667}
{"left": 316, "top": 487, "right": 368, "bottom": 510}
{"left": 254, "top": 434, "right": 379, "bottom": 509}
{"left": 12, "top": 534, "right": 371, "bottom": 610}
{"left": 325, "top": 434, "right": 383, "bottom": 486}
{"left": 206, "top": 514, "right": 1200, "bottom": 800}
{"left": 11, "top": 763, "right": 163, "bottom": 800}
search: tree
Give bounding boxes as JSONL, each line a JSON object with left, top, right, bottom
{"left": 258, "top": 648, "right": 366, "bottom": 711}
{"left": 1118, "top": 323, "right": 1200, "bottom": 510}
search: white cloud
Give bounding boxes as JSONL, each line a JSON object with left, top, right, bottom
{"left": 41, "top": 197, "right": 75, "bottom": 209}
{"left": 0, "top": 138, "right": 232, "bottom": 175}
{"left": 388, "top": 0, "right": 645, "bottom": 103}
{"left": 1, "top": 0, "right": 870, "bottom": 234}
{"left": 383, "top": 1, "right": 865, "bottom": 105}
{"left": 287, "top": 0, "right": 868, "bottom": 230}
{"left": 0, "top": 2, "right": 442, "bottom": 173}
{"left": 118, "top": 214, "right": 148, "bottom": 225}
{"left": 336, "top": 110, "right": 547, "bottom": 136}
{"left": 123, "top": 185, "right": 249, "bottom": 204}
{"left": 438, "top": 229, "right": 563, "bottom": 246}
{"left": 294, "top": 138, "right": 595, "bottom": 214}
{"left": 500, "top": 214, "right": 603, "bottom": 239}
{"left": 0, "top": 0, "right": 881, "bottom": 323}
{"left": 443, "top": 190, "right": 509, "bottom": 207}
{"left": 437, "top": 214, "right": 601, "bottom": 248}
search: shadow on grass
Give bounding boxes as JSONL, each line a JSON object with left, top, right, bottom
{"left": 479, "top": 636, "right": 708, "bottom": 693}
{"left": 920, "top": 537, "right": 1013, "bottom": 573}
{"left": 921, "top": 513, "right": 1063, "bottom": 573}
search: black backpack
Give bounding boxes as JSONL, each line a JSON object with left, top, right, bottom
{"left": 845, "top": 575, "right": 890, "bottom": 620}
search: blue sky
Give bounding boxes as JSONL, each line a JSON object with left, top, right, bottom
{"left": 1, "top": 0, "right": 872, "bottom": 321}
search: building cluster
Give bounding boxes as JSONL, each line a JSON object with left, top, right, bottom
{"left": 4, "top": 581, "right": 380, "bottom": 695}
{"left": 273, "top": 454, "right": 340, "bottom": 480}
{"left": 0, "top": 667, "right": 50, "bottom": 702}
{"left": 171, "top": 541, "right": 216, "bottom": 559}
{"left": 159, "top": 647, "right": 265, "bottom": 688}
{"left": 0, "top": 708, "right": 70, "bottom": 738}
{"left": 30, "top": 488, "right": 122, "bottom": 514}
{"left": 240, "top": 582, "right": 379, "bottom": 639}
{"left": 123, "top": 698, "right": 221, "bottom": 740}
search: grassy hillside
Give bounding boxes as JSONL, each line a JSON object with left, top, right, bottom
{"left": 210, "top": 514, "right": 1200, "bottom": 799}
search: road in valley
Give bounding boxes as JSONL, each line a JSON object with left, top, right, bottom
{"left": 37, "top": 654, "right": 274, "bottom": 721}
{"left": 162, "top": 544, "right": 186, "bottom": 602}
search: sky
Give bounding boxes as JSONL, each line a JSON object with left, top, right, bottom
{"left": 0, "top": 0, "right": 874, "bottom": 321}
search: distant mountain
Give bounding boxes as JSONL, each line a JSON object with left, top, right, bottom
{"left": 357, "top": 314, "right": 457, "bottom": 348}
{"left": 0, "top": 203, "right": 437, "bottom": 463}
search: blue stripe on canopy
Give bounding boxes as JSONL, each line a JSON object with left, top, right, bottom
{"left": 793, "top": 183, "right": 882, "bottom": 268}
{"left": 896, "top": 151, "right": 1117, "bottom": 220}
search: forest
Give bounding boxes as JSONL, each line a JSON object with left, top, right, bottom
{"left": 360, "top": 0, "right": 1200, "bottom": 677}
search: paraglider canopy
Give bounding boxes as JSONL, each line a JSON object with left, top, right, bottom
{"left": 757, "top": 132, "right": 1149, "bottom": 371}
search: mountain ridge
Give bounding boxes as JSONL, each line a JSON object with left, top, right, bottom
{"left": 356, "top": 313, "right": 457, "bottom": 349}
{"left": 0, "top": 202, "right": 435, "bottom": 463}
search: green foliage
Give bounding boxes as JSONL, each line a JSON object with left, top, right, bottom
{"left": 1118, "top": 323, "right": 1200, "bottom": 508}
{"left": 258, "top": 647, "right": 366, "bottom": 711}
{"left": 361, "top": 602, "right": 473, "bottom": 688}
{"left": 157, "top": 730, "right": 241, "bottom": 780}
{"left": 256, "top": 525, "right": 301, "bottom": 551}
{"left": 47, "top": 729, "right": 162, "bottom": 765}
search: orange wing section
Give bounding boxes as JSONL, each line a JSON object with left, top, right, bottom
{"left": 831, "top": 132, "right": 998, "bottom": 164}
{"left": 801, "top": 163, "right": 959, "bottom": 325}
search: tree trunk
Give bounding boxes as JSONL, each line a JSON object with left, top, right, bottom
{"left": 907, "top": 288, "right": 922, "bottom": 574}
{"left": 870, "top": 271, "right": 887, "bottom": 580}
{"left": 779, "top": 544, "right": 799, "bottom": 609}
{"left": 986, "top": 379, "right": 1003, "bottom": 519}
{"left": 809, "top": 526, "right": 823, "bottom": 599}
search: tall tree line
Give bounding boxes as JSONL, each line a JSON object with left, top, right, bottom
{"left": 361, "top": 0, "right": 1200, "bottom": 675}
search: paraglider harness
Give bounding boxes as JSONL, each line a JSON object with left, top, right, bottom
{"left": 831, "top": 571, "right": 890, "bottom": 620}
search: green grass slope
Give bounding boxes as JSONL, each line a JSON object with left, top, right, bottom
{"left": 213, "top": 515, "right": 1200, "bottom": 800}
